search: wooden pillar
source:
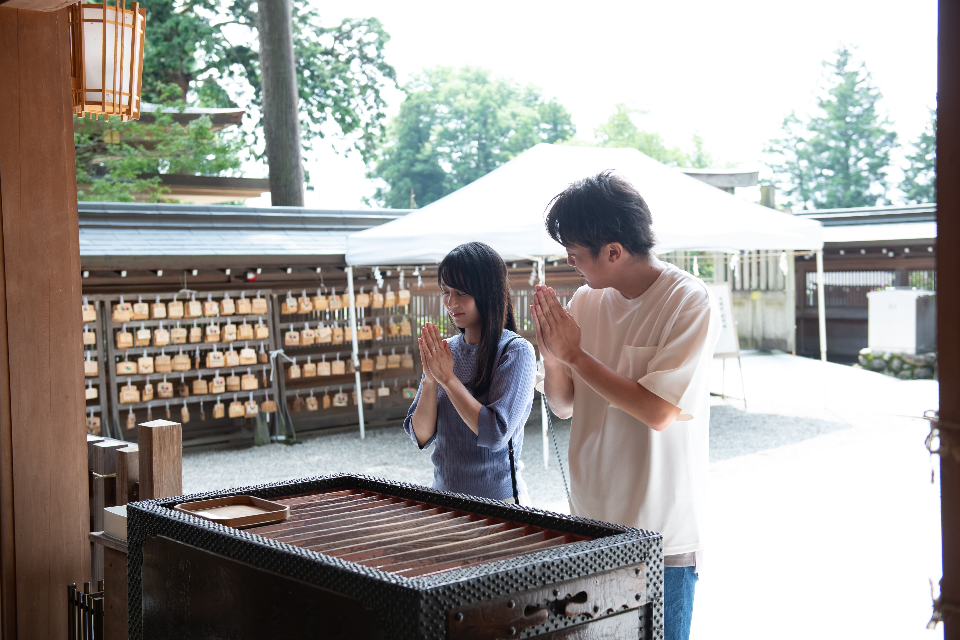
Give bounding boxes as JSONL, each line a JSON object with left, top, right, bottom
{"left": 938, "top": 1, "right": 959, "bottom": 636}
{"left": 138, "top": 420, "right": 182, "bottom": 500}
{"left": 0, "top": 6, "right": 90, "bottom": 639}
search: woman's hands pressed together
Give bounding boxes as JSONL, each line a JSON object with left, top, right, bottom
{"left": 419, "top": 323, "right": 456, "bottom": 387}
{"left": 418, "top": 322, "right": 483, "bottom": 435}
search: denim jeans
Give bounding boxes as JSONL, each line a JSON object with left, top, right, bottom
{"left": 664, "top": 566, "right": 698, "bottom": 640}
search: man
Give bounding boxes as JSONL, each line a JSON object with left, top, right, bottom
{"left": 532, "top": 170, "right": 720, "bottom": 640}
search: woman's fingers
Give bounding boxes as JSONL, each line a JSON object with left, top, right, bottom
{"left": 425, "top": 323, "right": 441, "bottom": 352}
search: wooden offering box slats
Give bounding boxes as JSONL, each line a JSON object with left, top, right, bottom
{"left": 249, "top": 488, "right": 589, "bottom": 577}
{"left": 128, "top": 475, "right": 664, "bottom": 640}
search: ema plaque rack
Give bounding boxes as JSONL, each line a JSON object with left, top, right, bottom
{"left": 128, "top": 474, "right": 664, "bottom": 639}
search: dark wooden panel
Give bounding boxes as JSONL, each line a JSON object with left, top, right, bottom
{"left": 540, "top": 609, "right": 642, "bottom": 639}
{"left": 937, "top": 1, "right": 960, "bottom": 637}
{"left": 0, "top": 6, "right": 90, "bottom": 639}
{"left": 142, "top": 535, "right": 385, "bottom": 640}
{"left": 104, "top": 547, "right": 128, "bottom": 640}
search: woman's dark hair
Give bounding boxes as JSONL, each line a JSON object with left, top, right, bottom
{"left": 545, "top": 170, "right": 657, "bottom": 258}
{"left": 437, "top": 242, "right": 517, "bottom": 397}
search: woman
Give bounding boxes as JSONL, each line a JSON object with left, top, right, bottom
{"left": 403, "top": 242, "right": 537, "bottom": 504}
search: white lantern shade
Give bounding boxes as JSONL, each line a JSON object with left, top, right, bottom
{"left": 70, "top": 1, "right": 145, "bottom": 121}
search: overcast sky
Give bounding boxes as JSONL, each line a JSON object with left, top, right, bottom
{"left": 249, "top": 0, "right": 938, "bottom": 209}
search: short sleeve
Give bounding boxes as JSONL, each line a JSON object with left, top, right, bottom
{"left": 477, "top": 339, "right": 537, "bottom": 450}
{"left": 638, "top": 297, "right": 720, "bottom": 421}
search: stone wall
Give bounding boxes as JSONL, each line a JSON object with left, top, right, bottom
{"left": 854, "top": 349, "right": 938, "bottom": 379}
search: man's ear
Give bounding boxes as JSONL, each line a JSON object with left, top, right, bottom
{"left": 605, "top": 243, "right": 624, "bottom": 263}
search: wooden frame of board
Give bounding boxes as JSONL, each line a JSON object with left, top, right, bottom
{"left": 707, "top": 282, "right": 747, "bottom": 408}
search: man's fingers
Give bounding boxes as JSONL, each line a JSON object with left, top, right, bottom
{"left": 535, "top": 291, "right": 556, "bottom": 327}
{"left": 532, "top": 305, "right": 548, "bottom": 350}
{"left": 544, "top": 287, "right": 566, "bottom": 315}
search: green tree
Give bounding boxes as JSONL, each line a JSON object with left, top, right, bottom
{"left": 140, "top": 0, "right": 395, "bottom": 163}
{"left": 595, "top": 104, "right": 687, "bottom": 166}
{"left": 902, "top": 108, "right": 936, "bottom": 204}
{"left": 765, "top": 46, "right": 897, "bottom": 209}
{"left": 368, "top": 67, "right": 576, "bottom": 209}
{"left": 75, "top": 85, "right": 243, "bottom": 202}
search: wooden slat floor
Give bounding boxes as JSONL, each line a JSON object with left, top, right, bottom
{"left": 247, "top": 488, "right": 590, "bottom": 578}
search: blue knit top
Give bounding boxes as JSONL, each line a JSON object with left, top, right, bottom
{"left": 403, "top": 330, "right": 537, "bottom": 500}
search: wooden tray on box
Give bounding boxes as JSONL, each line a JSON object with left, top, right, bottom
{"left": 173, "top": 495, "right": 289, "bottom": 529}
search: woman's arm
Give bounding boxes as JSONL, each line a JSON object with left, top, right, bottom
{"left": 409, "top": 332, "right": 440, "bottom": 447}
{"left": 420, "top": 324, "right": 483, "bottom": 434}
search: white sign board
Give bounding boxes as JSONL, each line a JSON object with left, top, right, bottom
{"left": 708, "top": 283, "right": 740, "bottom": 358}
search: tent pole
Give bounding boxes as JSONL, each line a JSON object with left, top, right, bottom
{"left": 815, "top": 250, "right": 827, "bottom": 363}
{"left": 346, "top": 266, "right": 365, "bottom": 439}
{"left": 538, "top": 258, "right": 549, "bottom": 469}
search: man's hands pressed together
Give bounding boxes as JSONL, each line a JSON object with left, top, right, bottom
{"left": 531, "top": 285, "right": 584, "bottom": 367}
{"left": 532, "top": 286, "right": 682, "bottom": 432}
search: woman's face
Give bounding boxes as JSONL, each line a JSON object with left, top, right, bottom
{"left": 441, "top": 284, "right": 481, "bottom": 330}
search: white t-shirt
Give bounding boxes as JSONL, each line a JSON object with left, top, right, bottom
{"left": 564, "top": 265, "right": 719, "bottom": 559}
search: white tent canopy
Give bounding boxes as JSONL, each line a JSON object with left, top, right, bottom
{"left": 342, "top": 144, "right": 829, "bottom": 447}
{"left": 346, "top": 143, "right": 823, "bottom": 265}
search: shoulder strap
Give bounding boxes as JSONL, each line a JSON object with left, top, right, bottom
{"left": 499, "top": 335, "right": 520, "bottom": 361}
{"left": 502, "top": 334, "right": 522, "bottom": 505}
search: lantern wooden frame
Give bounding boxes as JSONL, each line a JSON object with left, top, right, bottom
{"left": 69, "top": 1, "right": 146, "bottom": 121}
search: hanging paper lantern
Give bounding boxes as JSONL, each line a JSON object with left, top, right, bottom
{"left": 69, "top": 1, "right": 146, "bottom": 121}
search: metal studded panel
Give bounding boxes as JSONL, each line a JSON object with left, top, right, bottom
{"left": 127, "top": 473, "right": 662, "bottom": 640}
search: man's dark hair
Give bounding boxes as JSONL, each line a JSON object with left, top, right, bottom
{"left": 545, "top": 170, "right": 657, "bottom": 258}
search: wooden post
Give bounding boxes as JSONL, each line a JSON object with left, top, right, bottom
{"left": 103, "top": 546, "right": 127, "bottom": 640}
{"left": 0, "top": 6, "right": 91, "bottom": 637}
{"left": 116, "top": 444, "right": 139, "bottom": 505}
{"left": 938, "top": 1, "right": 959, "bottom": 636}
{"left": 89, "top": 440, "right": 126, "bottom": 582}
{"left": 137, "top": 420, "right": 182, "bottom": 500}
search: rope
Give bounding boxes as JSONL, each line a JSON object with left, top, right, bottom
{"left": 267, "top": 349, "right": 295, "bottom": 382}
{"left": 543, "top": 396, "right": 571, "bottom": 503}
{"left": 927, "top": 579, "right": 960, "bottom": 629}
{"left": 924, "top": 410, "right": 960, "bottom": 483}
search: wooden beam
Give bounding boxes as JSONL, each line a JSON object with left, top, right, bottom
{"left": 0, "top": 0, "right": 78, "bottom": 11}
{"left": 0, "top": 6, "right": 90, "bottom": 638}
{"left": 138, "top": 420, "right": 182, "bottom": 500}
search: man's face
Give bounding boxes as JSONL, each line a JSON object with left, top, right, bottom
{"left": 565, "top": 244, "right": 611, "bottom": 289}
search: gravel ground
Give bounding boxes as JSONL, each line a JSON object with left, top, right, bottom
{"left": 182, "top": 398, "right": 849, "bottom": 511}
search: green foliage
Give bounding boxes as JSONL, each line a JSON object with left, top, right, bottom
{"left": 140, "top": 0, "right": 395, "bottom": 163}
{"left": 765, "top": 46, "right": 897, "bottom": 209}
{"left": 75, "top": 84, "right": 243, "bottom": 202}
{"left": 902, "top": 108, "right": 936, "bottom": 204}
{"left": 368, "top": 67, "right": 576, "bottom": 209}
{"left": 593, "top": 104, "right": 712, "bottom": 168}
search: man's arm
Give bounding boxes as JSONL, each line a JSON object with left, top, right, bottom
{"left": 532, "top": 286, "right": 680, "bottom": 431}
{"left": 532, "top": 303, "right": 575, "bottom": 418}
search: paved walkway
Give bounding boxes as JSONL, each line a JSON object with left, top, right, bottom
{"left": 694, "top": 353, "right": 941, "bottom": 640}
{"left": 182, "top": 352, "right": 944, "bottom": 639}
